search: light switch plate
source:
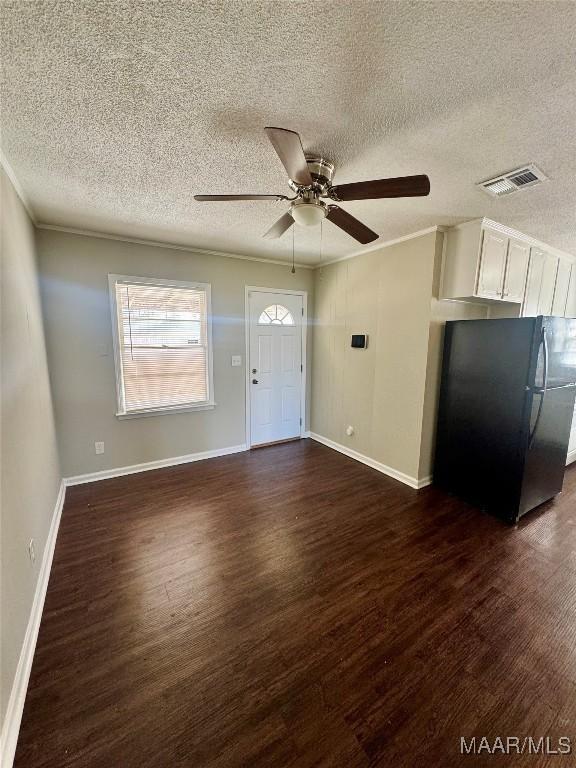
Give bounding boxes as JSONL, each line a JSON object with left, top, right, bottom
{"left": 231, "top": 355, "right": 242, "bottom": 367}
{"left": 95, "top": 441, "right": 105, "bottom": 455}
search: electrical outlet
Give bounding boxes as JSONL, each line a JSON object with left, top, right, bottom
{"left": 231, "top": 355, "right": 242, "bottom": 367}
{"left": 28, "top": 538, "right": 36, "bottom": 564}
{"left": 95, "top": 441, "right": 105, "bottom": 455}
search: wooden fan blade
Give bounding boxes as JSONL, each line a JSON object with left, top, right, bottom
{"left": 329, "top": 174, "right": 430, "bottom": 201}
{"left": 194, "top": 194, "right": 288, "bottom": 201}
{"left": 326, "top": 206, "right": 378, "bottom": 244}
{"left": 264, "top": 127, "right": 313, "bottom": 186}
{"left": 263, "top": 211, "right": 294, "bottom": 239}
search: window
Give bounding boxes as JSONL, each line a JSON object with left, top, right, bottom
{"left": 109, "top": 275, "right": 214, "bottom": 417}
{"left": 258, "top": 304, "right": 295, "bottom": 326}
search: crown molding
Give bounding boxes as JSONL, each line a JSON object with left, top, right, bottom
{"left": 482, "top": 218, "right": 575, "bottom": 262}
{"left": 0, "top": 155, "right": 439, "bottom": 269}
{"left": 0, "top": 149, "right": 37, "bottom": 224}
{"left": 36, "top": 224, "right": 315, "bottom": 269}
{"left": 316, "top": 226, "right": 443, "bottom": 268}
{"left": 454, "top": 218, "right": 575, "bottom": 263}
{"left": 0, "top": 145, "right": 309, "bottom": 268}
{"left": 3, "top": 155, "right": 573, "bottom": 268}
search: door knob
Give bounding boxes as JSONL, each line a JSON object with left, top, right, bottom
{"left": 252, "top": 379, "right": 259, "bottom": 384}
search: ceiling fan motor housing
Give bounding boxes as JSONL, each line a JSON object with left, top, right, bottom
{"left": 305, "top": 156, "right": 335, "bottom": 187}
{"left": 288, "top": 155, "right": 335, "bottom": 194}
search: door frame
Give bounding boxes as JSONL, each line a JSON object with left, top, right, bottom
{"left": 244, "top": 286, "right": 308, "bottom": 448}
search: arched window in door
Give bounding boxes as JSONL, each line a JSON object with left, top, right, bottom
{"left": 258, "top": 304, "right": 295, "bottom": 326}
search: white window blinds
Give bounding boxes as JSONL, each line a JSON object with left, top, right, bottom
{"left": 111, "top": 277, "right": 213, "bottom": 415}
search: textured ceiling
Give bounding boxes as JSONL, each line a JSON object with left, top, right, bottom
{"left": 2, "top": 0, "right": 576, "bottom": 265}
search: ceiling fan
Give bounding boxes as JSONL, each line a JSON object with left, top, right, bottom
{"left": 194, "top": 127, "right": 430, "bottom": 244}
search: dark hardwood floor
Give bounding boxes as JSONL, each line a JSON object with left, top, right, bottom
{"left": 15, "top": 439, "right": 576, "bottom": 767}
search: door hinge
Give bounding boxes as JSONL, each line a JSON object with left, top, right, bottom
{"left": 300, "top": 417, "right": 302, "bottom": 426}
{"left": 300, "top": 363, "right": 303, "bottom": 372}
{"left": 301, "top": 307, "right": 304, "bottom": 316}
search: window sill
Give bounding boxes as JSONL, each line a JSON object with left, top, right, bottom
{"left": 116, "top": 402, "right": 216, "bottom": 419}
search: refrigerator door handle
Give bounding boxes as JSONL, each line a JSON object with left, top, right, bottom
{"left": 529, "top": 326, "right": 549, "bottom": 449}
{"left": 541, "top": 383, "right": 576, "bottom": 391}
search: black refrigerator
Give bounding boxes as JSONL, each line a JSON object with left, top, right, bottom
{"left": 434, "top": 316, "right": 576, "bottom": 523}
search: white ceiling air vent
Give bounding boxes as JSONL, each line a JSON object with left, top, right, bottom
{"left": 478, "top": 164, "right": 548, "bottom": 198}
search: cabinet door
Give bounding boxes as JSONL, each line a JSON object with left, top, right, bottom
{"left": 502, "top": 239, "right": 530, "bottom": 303}
{"left": 566, "top": 264, "right": 576, "bottom": 318}
{"left": 538, "top": 253, "right": 559, "bottom": 315}
{"left": 522, "top": 249, "right": 545, "bottom": 316}
{"left": 476, "top": 231, "right": 507, "bottom": 298}
{"left": 552, "top": 259, "right": 572, "bottom": 316}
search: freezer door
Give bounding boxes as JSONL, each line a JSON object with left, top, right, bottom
{"left": 519, "top": 384, "right": 576, "bottom": 518}
{"left": 534, "top": 317, "right": 576, "bottom": 389}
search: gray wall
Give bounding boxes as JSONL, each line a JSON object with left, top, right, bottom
{"left": 312, "top": 231, "right": 487, "bottom": 483}
{"left": 418, "top": 233, "right": 488, "bottom": 479}
{"left": 312, "top": 232, "right": 439, "bottom": 481}
{"left": 37, "top": 229, "right": 314, "bottom": 477}
{"left": 1, "top": 170, "right": 61, "bottom": 724}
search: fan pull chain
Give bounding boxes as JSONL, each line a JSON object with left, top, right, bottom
{"left": 291, "top": 224, "right": 296, "bottom": 274}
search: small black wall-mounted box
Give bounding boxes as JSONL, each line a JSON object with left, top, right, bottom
{"left": 351, "top": 334, "right": 368, "bottom": 349}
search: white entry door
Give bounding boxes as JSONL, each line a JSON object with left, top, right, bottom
{"left": 248, "top": 290, "right": 303, "bottom": 446}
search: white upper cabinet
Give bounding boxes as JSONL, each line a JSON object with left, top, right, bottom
{"left": 441, "top": 220, "right": 529, "bottom": 304}
{"left": 566, "top": 263, "right": 576, "bottom": 318}
{"left": 522, "top": 249, "right": 545, "bottom": 316}
{"left": 523, "top": 250, "right": 561, "bottom": 317}
{"left": 538, "top": 252, "right": 559, "bottom": 315}
{"left": 502, "top": 239, "right": 530, "bottom": 302}
{"left": 476, "top": 231, "right": 508, "bottom": 299}
{"left": 552, "top": 258, "right": 572, "bottom": 317}
{"left": 441, "top": 219, "right": 574, "bottom": 312}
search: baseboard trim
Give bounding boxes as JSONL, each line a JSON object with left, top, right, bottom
{"left": 64, "top": 444, "right": 248, "bottom": 486}
{"left": 1, "top": 480, "right": 66, "bottom": 768}
{"left": 567, "top": 448, "right": 576, "bottom": 466}
{"left": 309, "top": 432, "right": 431, "bottom": 489}
{"left": 418, "top": 474, "right": 433, "bottom": 489}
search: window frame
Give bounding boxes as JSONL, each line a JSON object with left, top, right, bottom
{"left": 257, "top": 304, "right": 295, "bottom": 326}
{"left": 108, "top": 274, "right": 215, "bottom": 418}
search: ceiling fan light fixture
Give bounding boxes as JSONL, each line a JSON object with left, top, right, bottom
{"left": 290, "top": 199, "right": 327, "bottom": 227}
